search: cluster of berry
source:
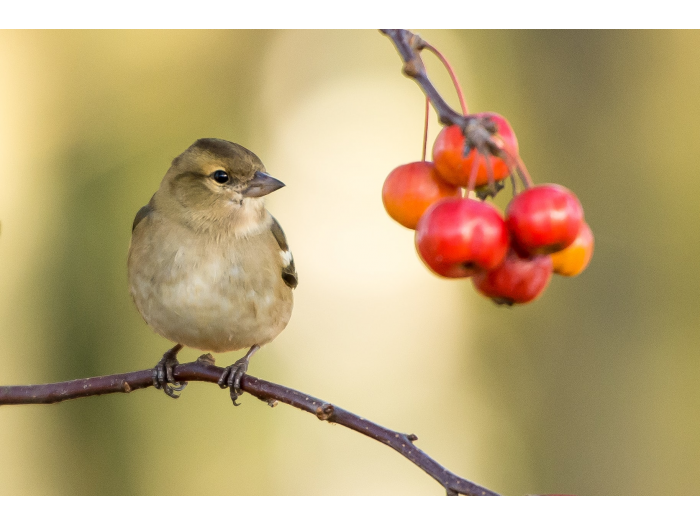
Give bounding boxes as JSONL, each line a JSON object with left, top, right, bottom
{"left": 382, "top": 112, "right": 593, "bottom": 306}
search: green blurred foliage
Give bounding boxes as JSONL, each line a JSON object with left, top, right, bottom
{"left": 0, "top": 30, "right": 699, "bottom": 495}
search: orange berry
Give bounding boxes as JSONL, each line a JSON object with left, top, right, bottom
{"left": 382, "top": 161, "right": 460, "bottom": 229}
{"left": 550, "top": 222, "right": 594, "bottom": 277}
{"left": 432, "top": 112, "right": 518, "bottom": 188}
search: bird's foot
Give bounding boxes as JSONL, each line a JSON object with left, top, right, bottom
{"left": 153, "top": 343, "right": 188, "bottom": 399}
{"left": 218, "top": 344, "right": 260, "bottom": 406}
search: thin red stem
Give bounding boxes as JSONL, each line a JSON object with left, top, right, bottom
{"left": 466, "top": 151, "right": 480, "bottom": 195}
{"left": 422, "top": 96, "right": 429, "bottom": 162}
{"left": 514, "top": 156, "right": 534, "bottom": 189}
{"left": 484, "top": 151, "right": 497, "bottom": 197}
{"left": 423, "top": 43, "right": 468, "bottom": 116}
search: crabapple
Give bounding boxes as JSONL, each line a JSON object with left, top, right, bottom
{"left": 506, "top": 184, "right": 584, "bottom": 256}
{"left": 432, "top": 112, "right": 519, "bottom": 188}
{"left": 550, "top": 222, "right": 594, "bottom": 277}
{"left": 472, "top": 250, "right": 553, "bottom": 305}
{"left": 382, "top": 161, "right": 461, "bottom": 229}
{"left": 415, "top": 198, "right": 509, "bottom": 278}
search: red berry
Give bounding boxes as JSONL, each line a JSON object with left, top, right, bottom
{"left": 382, "top": 161, "right": 461, "bottom": 229}
{"left": 432, "top": 112, "right": 519, "bottom": 188}
{"left": 473, "top": 250, "right": 553, "bottom": 305}
{"left": 550, "top": 222, "right": 594, "bottom": 277}
{"left": 415, "top": 198, "right": 509, "bottom": 278}
{"left": 506, "top": 184, "right": 584, "bottom": 256}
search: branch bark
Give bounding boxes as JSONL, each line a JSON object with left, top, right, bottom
{"left": 0, "top": 356, "right": 498, "bottom": 496}
{"left": 381, "top": 29, "right": 473, "bottom": 128}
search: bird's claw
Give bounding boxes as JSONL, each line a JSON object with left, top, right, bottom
{"left": 217, "top": 345, "right": 259, "bottom": 406}
{"left": 153, "top": 344, "right": 187, "bottom": 399}
{"left": 218, "top": 359, "right": 249, "bottom": 406}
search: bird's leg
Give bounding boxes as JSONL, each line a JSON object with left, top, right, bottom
{"left": 218, "top": 344, "right": 260, "bottom": 406}
{"left": 152, "top": 343, "right": 188, "bottom": 399}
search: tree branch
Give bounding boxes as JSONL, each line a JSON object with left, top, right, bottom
{"left": 0, "top": 356, "right": 498, "bottom": 496}
{"left": 380, "top": 29, "right": 473, "bottom": 128}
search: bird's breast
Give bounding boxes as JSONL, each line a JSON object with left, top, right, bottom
{"left": 128, "top": 219, "right": 293, "bottom": 352}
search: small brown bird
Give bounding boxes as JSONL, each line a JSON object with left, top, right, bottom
{"left": 128, "top": 138, "right": 297, "bottom": 404}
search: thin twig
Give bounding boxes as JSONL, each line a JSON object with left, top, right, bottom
{"left": 422, "top": 42, "right": 469, "bottom": 115}
{"left": 0, "top": 357, "right": 498, "bottom": 496}
{"left": 381, "top": 29, "right": 472, "bottom": 128}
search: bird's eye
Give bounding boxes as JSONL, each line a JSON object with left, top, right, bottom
{"left": 211, "top": 170, "right": 229, "bottom": 184}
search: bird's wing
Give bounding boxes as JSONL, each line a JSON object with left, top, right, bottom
{"left": 132, "top": 196, "right": 155, "bottom": 232}
{"left": 269, "top": 214, "right": 298, "bottom": 289}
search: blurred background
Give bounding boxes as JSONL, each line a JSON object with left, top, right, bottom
{"left": 0, "top": 30, "right": 699, "bottom": 495}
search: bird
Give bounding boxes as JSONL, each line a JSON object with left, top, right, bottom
{"left": 127, "top": 138, "right": 297, "bottom": 405}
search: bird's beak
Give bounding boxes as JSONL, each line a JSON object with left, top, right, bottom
{"left": 242, "top": 171, "right": 285, "bottom": 198}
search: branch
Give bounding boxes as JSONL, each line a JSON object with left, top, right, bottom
{"left": 0, "top": 356, "right": 498, "bottom": 496}
{"left": 380, "top": 29, "right": 473, "bottom": 128}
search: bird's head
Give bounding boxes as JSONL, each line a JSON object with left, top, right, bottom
{"left": 157, "top": 138, "right": 284, "bottom": 235}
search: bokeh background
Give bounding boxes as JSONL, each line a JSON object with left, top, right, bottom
{"left": 1, "top": 30, "right": 699, "bottom": 495}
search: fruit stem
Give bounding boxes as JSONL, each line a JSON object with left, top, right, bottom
{"left": 509, "top": 169, "right": 518, "bottom": 197}
{"left": 466, "top": 150, "right": 480, "bottom": 195}
{"left": 422, "top": 96, "right": 429, "bottom": 162}
{"left": 499, "top": 148, "right": 534, "bottom": 191}
{"left": 515, "top": 157, "right": 535, "bottom": 189}
{"left": 423, "top": 43, "right": 468, "bottom": 115}
{"left": 484, "top": 151, "right": 497, "bottom": 197}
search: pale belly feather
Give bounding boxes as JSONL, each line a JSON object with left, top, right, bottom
{"left": 129, "top": 231, "right": 293, "bottom": 352}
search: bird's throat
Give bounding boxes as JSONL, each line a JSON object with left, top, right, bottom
{"left": 226, "top": 198, "right": 269, "bottom": 238}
